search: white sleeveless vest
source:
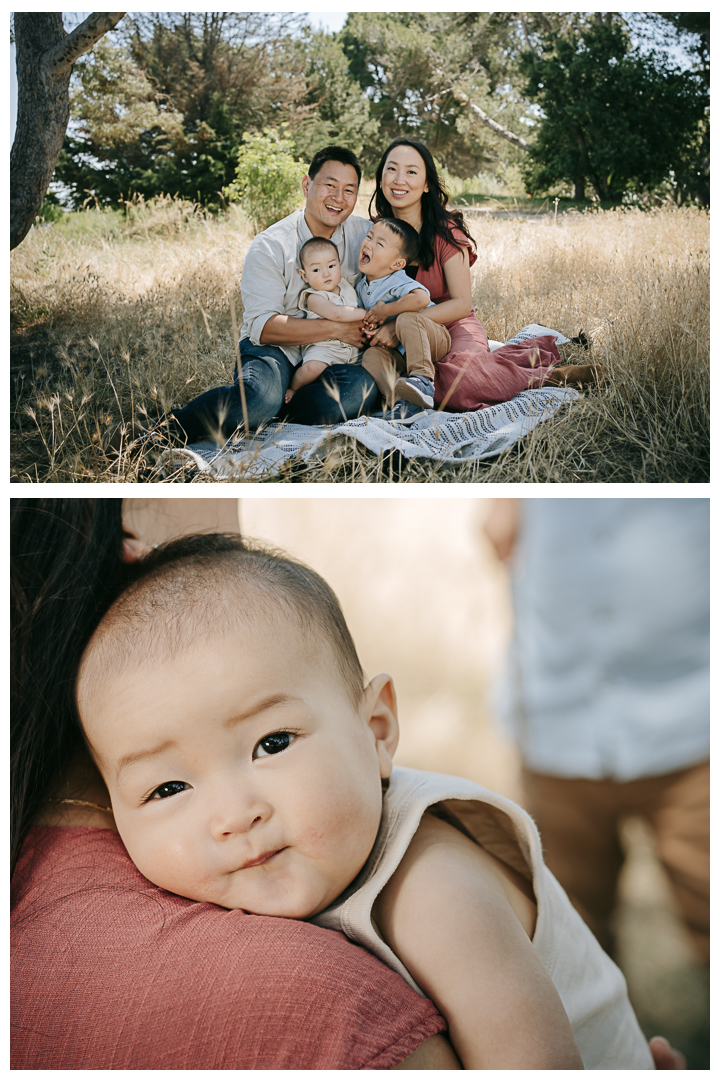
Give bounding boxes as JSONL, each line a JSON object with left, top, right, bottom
{"left": 312, "top": 767, "right": 653, "bottom": 1070}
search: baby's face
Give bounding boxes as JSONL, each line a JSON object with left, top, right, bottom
{"left": 359, "top": 222, "right": 407, "bottom": 280}
{"left": 78, "top": 616, "right": 394, "bottom": 918}
{"left": 300, "top": 248, "right": 342, "bottom": 292}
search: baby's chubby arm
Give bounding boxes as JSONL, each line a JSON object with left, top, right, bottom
{"left": 304, "top": 291, "right": 366, "bottom": 323}
{"left": 373, "top": 814, "right": 584, "bottom": 1071}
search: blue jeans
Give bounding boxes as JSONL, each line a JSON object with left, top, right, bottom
{"left": 170, "top": 339, "right": 378, "bottom": 443}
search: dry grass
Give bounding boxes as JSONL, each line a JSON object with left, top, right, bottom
{"left": 11, "top": 197, "right": 709, "bottom": 483}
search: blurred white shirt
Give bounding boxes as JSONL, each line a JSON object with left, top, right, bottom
{"left": 495, "top": 499, "right": 709, "bottom": 781}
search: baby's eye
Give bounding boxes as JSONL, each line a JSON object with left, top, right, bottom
{"left": 253, "top": 732, "right": 296, "bottom": 759}
{"left": 148, "top": 781, "right": 189, "bottom": 801}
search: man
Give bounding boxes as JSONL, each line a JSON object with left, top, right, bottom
{"left": 484, "top": 498, "right": 710, "bottom": 966}
{"left": 169, "top": 146, "right": 377, "bottom": 441}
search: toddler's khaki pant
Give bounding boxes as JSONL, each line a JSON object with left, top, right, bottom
{"left": 522, "top": 759, "right": 710, "bottom": 963}
{"left": 362, "top": 311, "right": 451, "bottom": 405}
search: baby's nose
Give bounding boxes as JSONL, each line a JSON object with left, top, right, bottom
{"left": 210, "top": 790, "right": 271, "bottom": 840}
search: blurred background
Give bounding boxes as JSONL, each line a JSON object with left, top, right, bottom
{"left": 127, "top": 495, "right": 710, "bottom": 1067}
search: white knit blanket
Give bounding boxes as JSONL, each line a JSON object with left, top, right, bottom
{"left": 159, "top": 326, "right": 579, "bottom": 480}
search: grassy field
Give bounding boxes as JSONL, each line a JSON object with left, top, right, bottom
{"left": 11, "top": 197, "right": 709, "bottom": 483}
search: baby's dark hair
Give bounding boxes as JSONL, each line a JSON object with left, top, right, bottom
{"left": 80, "top": 534, "right": 366, "bottom": 707}
{"left": 299, "top": 237, "right": 340, "bottom": 269}
{"left": 375, "top": 217, "right": 420, "bottom": 265}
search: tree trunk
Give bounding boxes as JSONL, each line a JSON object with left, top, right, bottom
{"left": 11, "top": 12, "right": 125, "bottom": 250}
{"left": 573, "top": 175, "right": 585, "bottom": 200}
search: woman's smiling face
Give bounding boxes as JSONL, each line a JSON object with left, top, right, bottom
{"left": 381, "top": 145, "right": 428, "bottom": 214}
{"left": 77, "top": 611, "right": 397, "bottom": 918}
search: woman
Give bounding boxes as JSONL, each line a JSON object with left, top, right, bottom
{"left": 10, "top": 498, "right": 452, "bottom": 1070}
{"left": 363, "top": 138, "right": 596, "bottom": 412}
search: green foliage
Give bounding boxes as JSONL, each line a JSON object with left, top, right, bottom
{"left": 338, "top": 12, "right": 534, "bottom": 178}
{"left": 35, "top": 193, "right": 65, "bottom": 225}
{"left": 519, "top": 20, "right": 708, "bottom": 203}
{"left": 50, "top": 11, "right": 710, "bottom": 210}
{"left": 223, "top": 130, "right": 307, "bottom": 230}
{"left": 56, "top": 15, "right": 310, "bottom": 208}
{"left": 291, "top": 31, "right": 379, "bottom": 162}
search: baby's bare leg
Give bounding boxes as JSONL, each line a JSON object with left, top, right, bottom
{"left": 285, "top": 360, "right": 329, "bottom": 403}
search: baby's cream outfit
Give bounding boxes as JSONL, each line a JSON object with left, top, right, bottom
{"left": 299, "top": 279, "right": 361, "bottom": 366}
{"left": 313, "top": 766, "right": 653, "bottom": 1070}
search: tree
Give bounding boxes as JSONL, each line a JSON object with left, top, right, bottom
{"left": 519, "top": 18, "right": 708, "bottom": 202}
{"left": 338, "top": 12, "right": 536, "bottom": 177}
{"left": 290, "top": 31, "right": 378, "bottom": 162}
{"left": 646, "top": 13, "right": 709, "bottom": 206}
{"left": 11, "top": 12, "right": 125, "bottom": 249}
{"left": 56, "top": 13, "right": 312, "bottom": 207}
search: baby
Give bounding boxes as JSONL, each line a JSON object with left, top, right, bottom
{"left": 287, "top": 222, "right": 449, "bottom": 417}
{"left": 284, "top": 236, "right": 365, "bottom": 405}
{"left": 76, "top": 536, "right": 653, "bottom": 1071}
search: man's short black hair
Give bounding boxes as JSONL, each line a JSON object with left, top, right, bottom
{"left": 299, "top": 237, "right": 340, "bottom": 268}
{"left": 308, "top": 146, "right": 362, "bottom": 186}
{"left": 375, "top": 217, "right": 421, "bottom": 265}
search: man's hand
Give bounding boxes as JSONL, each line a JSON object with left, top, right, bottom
{"left": 328, "top": 321, "right": 366, "bottom": 348}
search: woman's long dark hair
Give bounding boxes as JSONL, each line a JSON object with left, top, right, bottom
{"left": 11, "top": 499, "right": 125, "bottom": 875}
{"left": 368, "top": 137, "right": 477, "bottom": 271}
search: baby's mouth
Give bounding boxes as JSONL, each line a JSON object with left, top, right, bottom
{"left": 238, "top": 848, "right": 286, "bottom": 871}
{"left": 360, "top": 250, "right": 370, "bottom": 265}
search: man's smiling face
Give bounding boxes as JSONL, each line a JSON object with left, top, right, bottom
{"left": 302, "top": 161, "right": 360, "bottom": 238}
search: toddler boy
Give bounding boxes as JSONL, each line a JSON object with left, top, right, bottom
{"left": 357, "top": 218, "right": 450, "bottom": 416}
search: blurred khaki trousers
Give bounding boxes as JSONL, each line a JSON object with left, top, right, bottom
{"left": 522, "top": 759, "right": 710, "bottom": 963}
{"left": 362, "top": 311, "right": 451, "bottom": 404}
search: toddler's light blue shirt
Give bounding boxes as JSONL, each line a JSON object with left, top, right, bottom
{"left": 356, "top": 269, "right": 432, "bottom": 311}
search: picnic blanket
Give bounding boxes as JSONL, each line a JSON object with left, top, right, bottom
{"left": 159, "top": 326, "right": 580, "bottom": 480}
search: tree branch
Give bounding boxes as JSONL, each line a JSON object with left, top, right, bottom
{"left": 454, "top": 89, "right": 530, "bottom": 151}
{"left": 43, "top": 12, "right": 125, "bottom": 78}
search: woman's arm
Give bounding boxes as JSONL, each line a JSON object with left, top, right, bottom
{"left": 304, "top": 292, "right": 366, "bottom": 323}
{"left": 374, "top": 814, "right": 584, "bottom": 1071}
{"left": 366, "top": 248, "right": 473, "bottom": 348}
{"left": 420, "top": 247, "right": 473, "bottom": 326}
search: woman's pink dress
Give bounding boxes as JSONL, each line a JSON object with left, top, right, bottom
{"left": 11, "top": 826, "right": 446, "bottom": 1069}
{"left": 415, "top": 228, "right": 560, "bottom": 412}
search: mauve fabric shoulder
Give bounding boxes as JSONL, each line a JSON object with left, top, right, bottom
{"left": 415, "top": 228, "right": 477, "bottom": 306}
{"left": 11, "top": 827, "right": 445, "bottom": 1070}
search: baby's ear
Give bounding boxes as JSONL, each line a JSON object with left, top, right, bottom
{"left": 364, "top": 674, "right": 399, "bottom": 778}
{"left": 299, "top": 268, "right": 308, "bottom": 283}
{"left": 391, "top": 256, "right": 406, "bottom": 271}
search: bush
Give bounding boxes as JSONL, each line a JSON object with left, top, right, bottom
{"left": 223, "top": 129, "right": 308, "bottom": 231}
{"left": 35, "top": 194, "right": 65, "bottom": 225}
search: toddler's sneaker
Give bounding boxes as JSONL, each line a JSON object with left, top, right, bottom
{"left": 385, "top": 400, "right": 424, "bottom": 421}
{"left": 394, "top": 373, "right": 435, "bottom": 409}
